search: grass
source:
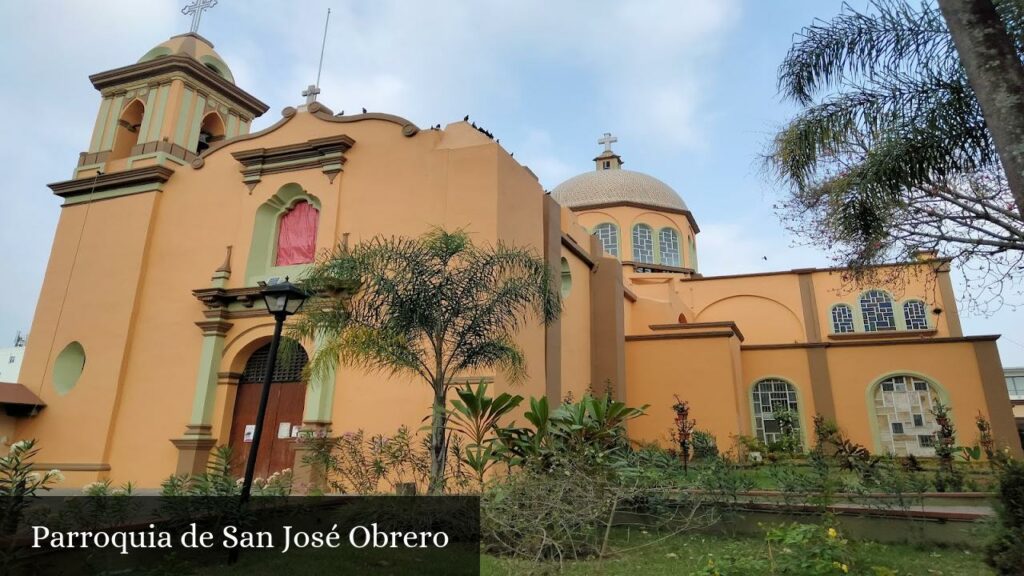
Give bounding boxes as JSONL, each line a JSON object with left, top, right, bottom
{"left": 480, "top": 528, "right": 993, "bottom": 575}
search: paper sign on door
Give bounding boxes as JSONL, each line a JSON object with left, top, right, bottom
{"left": 278, "top": 422, "right": 291, "bottom": 439}
{"left": 243, "top": 425, "right": 255, "bottom": 443}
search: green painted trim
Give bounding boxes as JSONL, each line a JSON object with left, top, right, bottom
{"left": 863, "top": 371, "right": 949, "bottom": 454}
{"left": 138, "top": 88, "right": 159, "bottom": 143}
{"left": 90, "top": 98, "right": 112, "bottom": 153}
{"left": 61, "top": 183, "right": 164, "bottom": 206}
{"left": 190, "top": 333, "right": 227, "bottom": 425}
{"left": 100, "top": 95, "right": 125, "bottom": 151}
{"left": 746, "top": 375, "right": 811, "bottom": 449}
{"left": 187, "top": 94, "right": 207, "bottom": 152}
{"left": 303, "top": 335, "right": 337, "bottom": 422}
{"left": 226, "top": 114, "right": 239, "bottom": 138}
{"left": 245, "top": 183, "right": 322, "bottom": 285}
{"left": 146, "top": 84, "right": 170, "bottom": 143}
{"left": 174, "top": 88, "right": 194, "bottom": 147}
{"left": 239, "top": 119, "right": 250, "bottom": 135}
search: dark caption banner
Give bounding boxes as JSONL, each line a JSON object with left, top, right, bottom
{"left": 0, "top": 496, "right": 480, "bottom": 575}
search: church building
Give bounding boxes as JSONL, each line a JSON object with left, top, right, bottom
{"left": 6, "top": 30, "right": 1021, "bottom": 488}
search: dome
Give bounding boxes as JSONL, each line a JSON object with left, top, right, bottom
{"left": 138, "top": 33, "right": 235, "bottom": 83}
{"left": 551, "top": 168, "right": 688, "bottom": 212}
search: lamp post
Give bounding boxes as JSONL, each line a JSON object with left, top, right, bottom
{"left": 238, "top": 277, "right": 308, "bottom": 503}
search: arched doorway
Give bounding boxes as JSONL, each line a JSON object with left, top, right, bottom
{"left": 229, "top": 340, "right": 308, "bottom": 478}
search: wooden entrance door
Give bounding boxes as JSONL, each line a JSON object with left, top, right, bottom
{"left": 229, "top": 342, "right": 308, "bottom": 479}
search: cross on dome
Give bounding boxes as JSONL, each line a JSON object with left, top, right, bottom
{"left": 598, "top": 132, "right": 618, "bottom": 153}
{"left": 182, "top": 0, "right": 217, "bottom": 34}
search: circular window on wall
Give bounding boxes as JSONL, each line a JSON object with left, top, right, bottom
{"left": 560, "top": 257, "right": 572, "bottom": 298}
{"left": 53, "top": 341, "right": 86, "bottom": 396}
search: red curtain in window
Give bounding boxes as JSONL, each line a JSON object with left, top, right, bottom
{"left": 275, "top": 201, "right": 319, "bottom": 266}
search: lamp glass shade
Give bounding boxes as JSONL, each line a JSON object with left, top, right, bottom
{"left": 260, "top": 280, "right": 308, "bottom": 316}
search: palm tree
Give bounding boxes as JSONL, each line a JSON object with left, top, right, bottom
{"left": 290, "top": 228, "right": 560, "bottom": 494}
{"left": 767, "top": 0, "right": 1024, "bottom": 301}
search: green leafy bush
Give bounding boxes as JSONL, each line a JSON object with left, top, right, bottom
{"left": 692, "top": 430, "right": 719, "bottom": 460}
{"left": 691, "top": 522, "right": 855, "bottom": 575}
{"left": 985, "top": 459, "right": 1024, "bottom": 575}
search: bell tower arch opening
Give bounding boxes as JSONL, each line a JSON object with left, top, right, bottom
{"left": 196, "top": 112, "right": 226, "bottom": 154}
{"left": 110, "top": 99, "right": 146, "bottom": 161}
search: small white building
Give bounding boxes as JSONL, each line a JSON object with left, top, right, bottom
{"left": 0, "top": 342, "right": 25, "bottom": 384}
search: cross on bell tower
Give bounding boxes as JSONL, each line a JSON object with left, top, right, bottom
{"left": 182, "top": 0, "right": 217, "bottom": 34}
{"left": 594, "top": 132, "right": 623, "bottom": 170}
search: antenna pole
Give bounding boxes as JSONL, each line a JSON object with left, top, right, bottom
{"left": 316, "top": 8, "right": 332, "bottom": 88}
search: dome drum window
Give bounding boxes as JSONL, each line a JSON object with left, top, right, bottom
{"left": 658, "top": 228, "right": 681, "bottom": 267}
{"left": 592, "top": 223, "right": 619, "bottom": 258}
{"left": 632, "top": 224, "right": 655, "bottom": 265}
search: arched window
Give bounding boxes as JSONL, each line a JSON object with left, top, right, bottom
{"left": 873, "top": 375, "right": 940, "bottom": 456}
{"left": 859, "top": 290, "right": 896, "bottom": 331}
{"left": 592, "top": 223, "right": 619, "bottom": 257}
{"left": 903, "top": 300, "right": 928, "bottom": 330}
{"left": 751, "top": 378, "right": 800, "bottom": 445}
{"left": 111, "top": 99, "right": 145, "bottom": 160}
{"left": 658, "top": 228, "right": 680, "bottom": 267}
{"left": 275, "top": 201, "right": 319, "bottom": 266}
{"left": 831, "top": 304, "right": 855, "bottom": 334}
{"left": 632, "top": 224, "right": 654, "bottom": 264}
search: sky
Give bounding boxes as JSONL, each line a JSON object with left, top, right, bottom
{"left": 0, "top": 0, "right": 1021, "bottom": 366}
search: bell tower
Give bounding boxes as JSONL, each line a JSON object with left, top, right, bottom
{"left": 72, "top": 31, "right": 267, "bottom": 180}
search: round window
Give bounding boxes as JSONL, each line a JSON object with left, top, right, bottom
{"left": 53, "top": 341, "right": 86, "bottom": 395}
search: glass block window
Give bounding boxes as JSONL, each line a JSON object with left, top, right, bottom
{"left": 860, "top": 290, "right": 896, "bottom": 331}
{"left": 752, "top": 378, "right": 800, "bottom": 445}
{"left": 831, "top": 304, "right": 855, "bottom": 334}
{"left": 874, "top": 375, "right": 940, "bottom": 456}
{"left": 658, "top": 228, "right": 681, "bottom": 267}
{"left": 592, "top": 223, "right": 619, "bottom": 258}
{"left": 632, "top": 224, "right": 654, "bottom": 264}
{"left": 903, "top": 300, "right": 929, "bottom": 330}
{"left": 241, "top": 340, "right": 309, "bottom": 384}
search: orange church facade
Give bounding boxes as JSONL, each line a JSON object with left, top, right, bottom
{"left": 5, "top": 33, "right": 1020, "bottom": 489}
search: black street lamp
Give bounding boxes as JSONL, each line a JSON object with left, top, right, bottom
{"left": 238, "top": 277, "right": 308, "bottom": 503}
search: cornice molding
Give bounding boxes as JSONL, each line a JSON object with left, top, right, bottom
{"left": 230, "top": 134, "right": 356, "bottom": 190}
{"left": 48, "top": 165, "right": 174, "bottom": 200}
{"left": 90, "top": 55, "right": 268, "bottom": 117}
{"left": 570, "top": 200, "right": 701, "bottom": 233}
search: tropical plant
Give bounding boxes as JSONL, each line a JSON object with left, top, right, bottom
{"left": 497, "top": 392, "right": 647, "bottom": 470}
{"left": 692, "top": 522, "right": 857, "bottom": 576}
{"left": 767, "top": 0, "right": 1024, "bottom": 309}
{"left": 448, "top": 381, "right": 523, "bottom": 486}
{"left": 291, "top": 228, "right": 560, "bottom": 493}
{"left": 0, "top": 439, "right": 63, "bottom": 537}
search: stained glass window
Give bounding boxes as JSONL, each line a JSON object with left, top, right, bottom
{"left": 874, "top": 375, "right": 940, "bottom": 456}
{"left": 632, "top": 224, "right": 654, "bottom": 264}
{"left": 658, "top": 228, "right": 680, "bottom": 267}
{"left": 752, "top": 378, "right": 800, "bottom": 445}
{"left": 592, "top": 223, "right": 619, "bottom": 258}
{"left": 831, "top": 304, "right": 855, "bottom": 333}
{"left": 903, "top": 300, "right": 929, "bottom": 330}
{"left": 860, "top": 290, "right": 896, "bottom": 331}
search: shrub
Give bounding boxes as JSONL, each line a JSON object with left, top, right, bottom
{"left": 692, "top": 430, "right": 719, "bottom": 460}
{"left": 985, "top": 459, "right": 1024, "bottom": 575}
{"left": 691, "top": 522, "right": 856, "bottom": 576}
